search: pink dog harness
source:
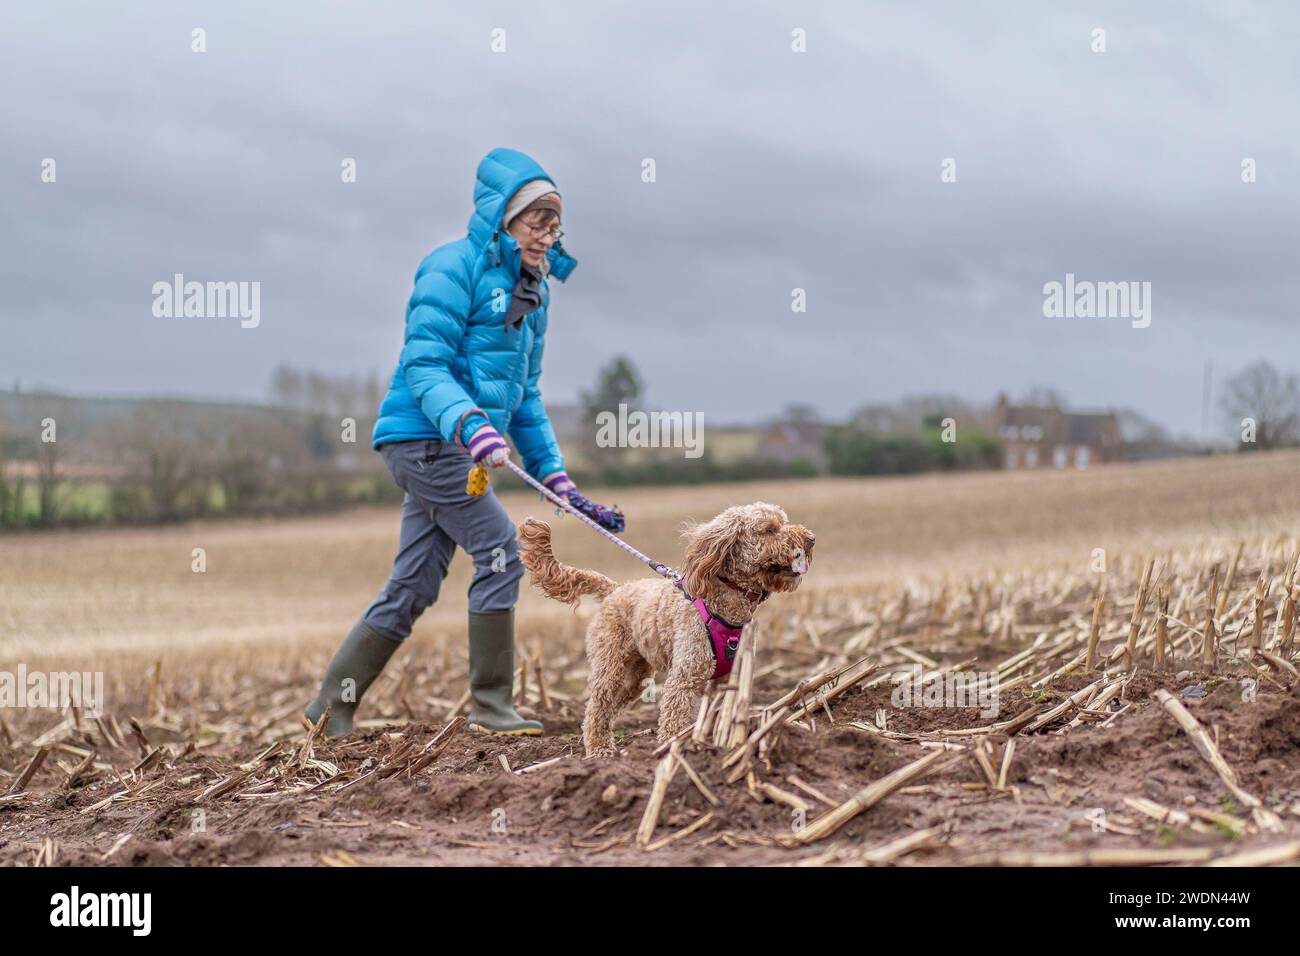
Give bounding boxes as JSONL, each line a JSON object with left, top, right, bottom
{"left": 674, "top": 577, "right": 765, "bottom": 680}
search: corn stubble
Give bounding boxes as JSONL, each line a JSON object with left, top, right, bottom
{"left": 5, "top": 456, "right": 1300, "bottom": 866}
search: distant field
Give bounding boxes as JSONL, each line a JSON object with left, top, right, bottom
{"left": 3, "top": 450, "right": 1299, "bottom": 668}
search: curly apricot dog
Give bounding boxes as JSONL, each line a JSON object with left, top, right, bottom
{"left": 518, "top": 502, "right": 815, "bottom": 757}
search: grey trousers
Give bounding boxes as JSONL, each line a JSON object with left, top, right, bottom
{"left": 361, "top": 438, "right": 523, "bottom": 640}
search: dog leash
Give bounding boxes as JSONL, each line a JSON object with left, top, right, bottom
{"left": 468, "top": 460, "right": 682, "bottom": 582}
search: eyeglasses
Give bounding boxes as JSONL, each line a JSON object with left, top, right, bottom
{"left": 519, "top": 217, "right": 563, "bottom": 242}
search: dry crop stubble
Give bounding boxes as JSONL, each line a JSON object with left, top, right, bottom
{"left": 3, "top": 451, "right": 1300, "bottom": 865}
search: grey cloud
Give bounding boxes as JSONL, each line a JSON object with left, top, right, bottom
{"left": 1, "top": 0, "right": 1297, "bottom": 437}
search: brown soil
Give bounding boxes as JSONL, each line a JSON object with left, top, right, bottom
{"left": 4, "top": 656, "right": 1298, "bottom": 867}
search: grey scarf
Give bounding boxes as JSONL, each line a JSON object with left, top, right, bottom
{"left": 505, "top": 262, "right": 544, "bottom": 329}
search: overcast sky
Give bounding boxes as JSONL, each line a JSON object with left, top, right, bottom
{"left": 3, "top": 1, "right": 1297, "bottom": 437}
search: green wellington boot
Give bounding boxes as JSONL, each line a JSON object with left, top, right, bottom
{"left": 304, "top": 618, "right": 401, "bottom": 736}
{"left": 467, "top": 608, "right": 544, "bottom": 736}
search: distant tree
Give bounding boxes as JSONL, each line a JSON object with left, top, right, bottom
{"left": 846, "top": 394, "right": 973, "bottom": 435}
{"left": 33, "top": 397, "right": 72, "bottom": 527}
{"left": 106, "top": 405, "right": 207, "bottom": 521}
{"left": 579, "top": 355, "right": 644, "bottom": 470}
{"left": 363, "top": 370, "right": 384, "bottom": 412}
{"left": 267, "top": 365, "right": 384, "bottom": 463}
{"left": 823, "top": 427, "right": 931, "bottom": 475}
{"left": 303, "top": 371, "right": 327, "bottom": 414}
{"left": 1114, "top": 409, "right": 1189, "bottom": 460}
{"left": 1220, "top": 360, "right": 1300, "bottom": 450}
{"left": 1018, "top": 386, "right": 1068, "bottom": 409}
{"left": 0, "top": 428, "right": 24, "bottom": 527}
{"left": 847, "top": 403, "right": 896, "bottom": 434}
{"left": 35, "top": 429, "right": 58, "bottom": 526}
{"left": 581, "top": 355, "right": 643, "bottom": 414}
{"left": 206, "top": 413, "right": 315, "bottom": 513}
{"left": 780, "top": 402, "right": 820, "bottom": 424}
{"left": 270, "top": 364, "right": 306, "bottom": 409}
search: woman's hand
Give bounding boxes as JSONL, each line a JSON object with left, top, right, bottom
{"left": 542, "top": 472, "right": 625, "bottom": 533}
{"left": 468, "top": 424, "right": 511, "bottom": 468}
{"left": 568, "top": 491, "right": 626, "bottom": 533}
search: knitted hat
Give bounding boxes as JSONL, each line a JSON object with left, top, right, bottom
{"left": 502, "top": 178, "right": 560, "bottom": 228}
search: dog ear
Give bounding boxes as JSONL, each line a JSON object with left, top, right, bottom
{"left": 682, "top": 515, "right": 736, "bottom": 596}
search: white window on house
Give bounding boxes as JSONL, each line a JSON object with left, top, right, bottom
{"left": 1053, "top": 446, "right": 1068, "bottom": 469}
{"left": 1005, "top": 447, "right": 1018, "bottom": 469}
{"left": 1076, "top": 446, "right": 1091, "bottom": 470}
{"left": 1025, "top": 447, "right": 1039, "bottom": 468}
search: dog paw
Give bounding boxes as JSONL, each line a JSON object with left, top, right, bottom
{"left": 584, "top": 747, "right": 616, "bottom": 760}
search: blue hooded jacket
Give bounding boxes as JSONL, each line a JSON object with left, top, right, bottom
{"left": 372, "top": 148, "right": 577, "bottom": 483}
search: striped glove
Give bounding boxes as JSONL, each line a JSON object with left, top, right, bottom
{"left": 541, "top": 471, "right": 577, "bottom": 496}
{"left": 543, "top": 472, "right": 625, "bottom": 533}
{"left": 467, "top": 423, "right": 510, "bottom": 467}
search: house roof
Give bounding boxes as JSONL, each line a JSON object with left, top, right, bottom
{"left": 1066, "top": 413, "right": 1117, "bottom": 446}
{"left": 1000, "top": 406, "right": 1058, "bottom": 429}
{"left": 996, "top": 402, "right": 1117, "bottom": 447}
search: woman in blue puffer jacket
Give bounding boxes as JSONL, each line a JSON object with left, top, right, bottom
{"left": 305, "top": 147, "right": 619, "bottom": 737}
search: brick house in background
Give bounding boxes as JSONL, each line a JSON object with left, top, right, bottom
{"left": 993, "top": 394, "right": 1120, "bottom": 470}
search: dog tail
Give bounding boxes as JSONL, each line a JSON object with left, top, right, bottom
{"left": 518, "top": 517, "right": 618, "bottom": 607}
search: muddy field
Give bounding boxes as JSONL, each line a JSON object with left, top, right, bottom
{"left": 7, "top": 672, "right": 1300, "bottom": 867}
{"left": 4, "top": 454, "right": 1300, "bottom": 866}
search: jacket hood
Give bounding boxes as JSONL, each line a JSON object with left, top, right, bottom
{"left": 467, "top": 147, "right": 577, "bottom": 282}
